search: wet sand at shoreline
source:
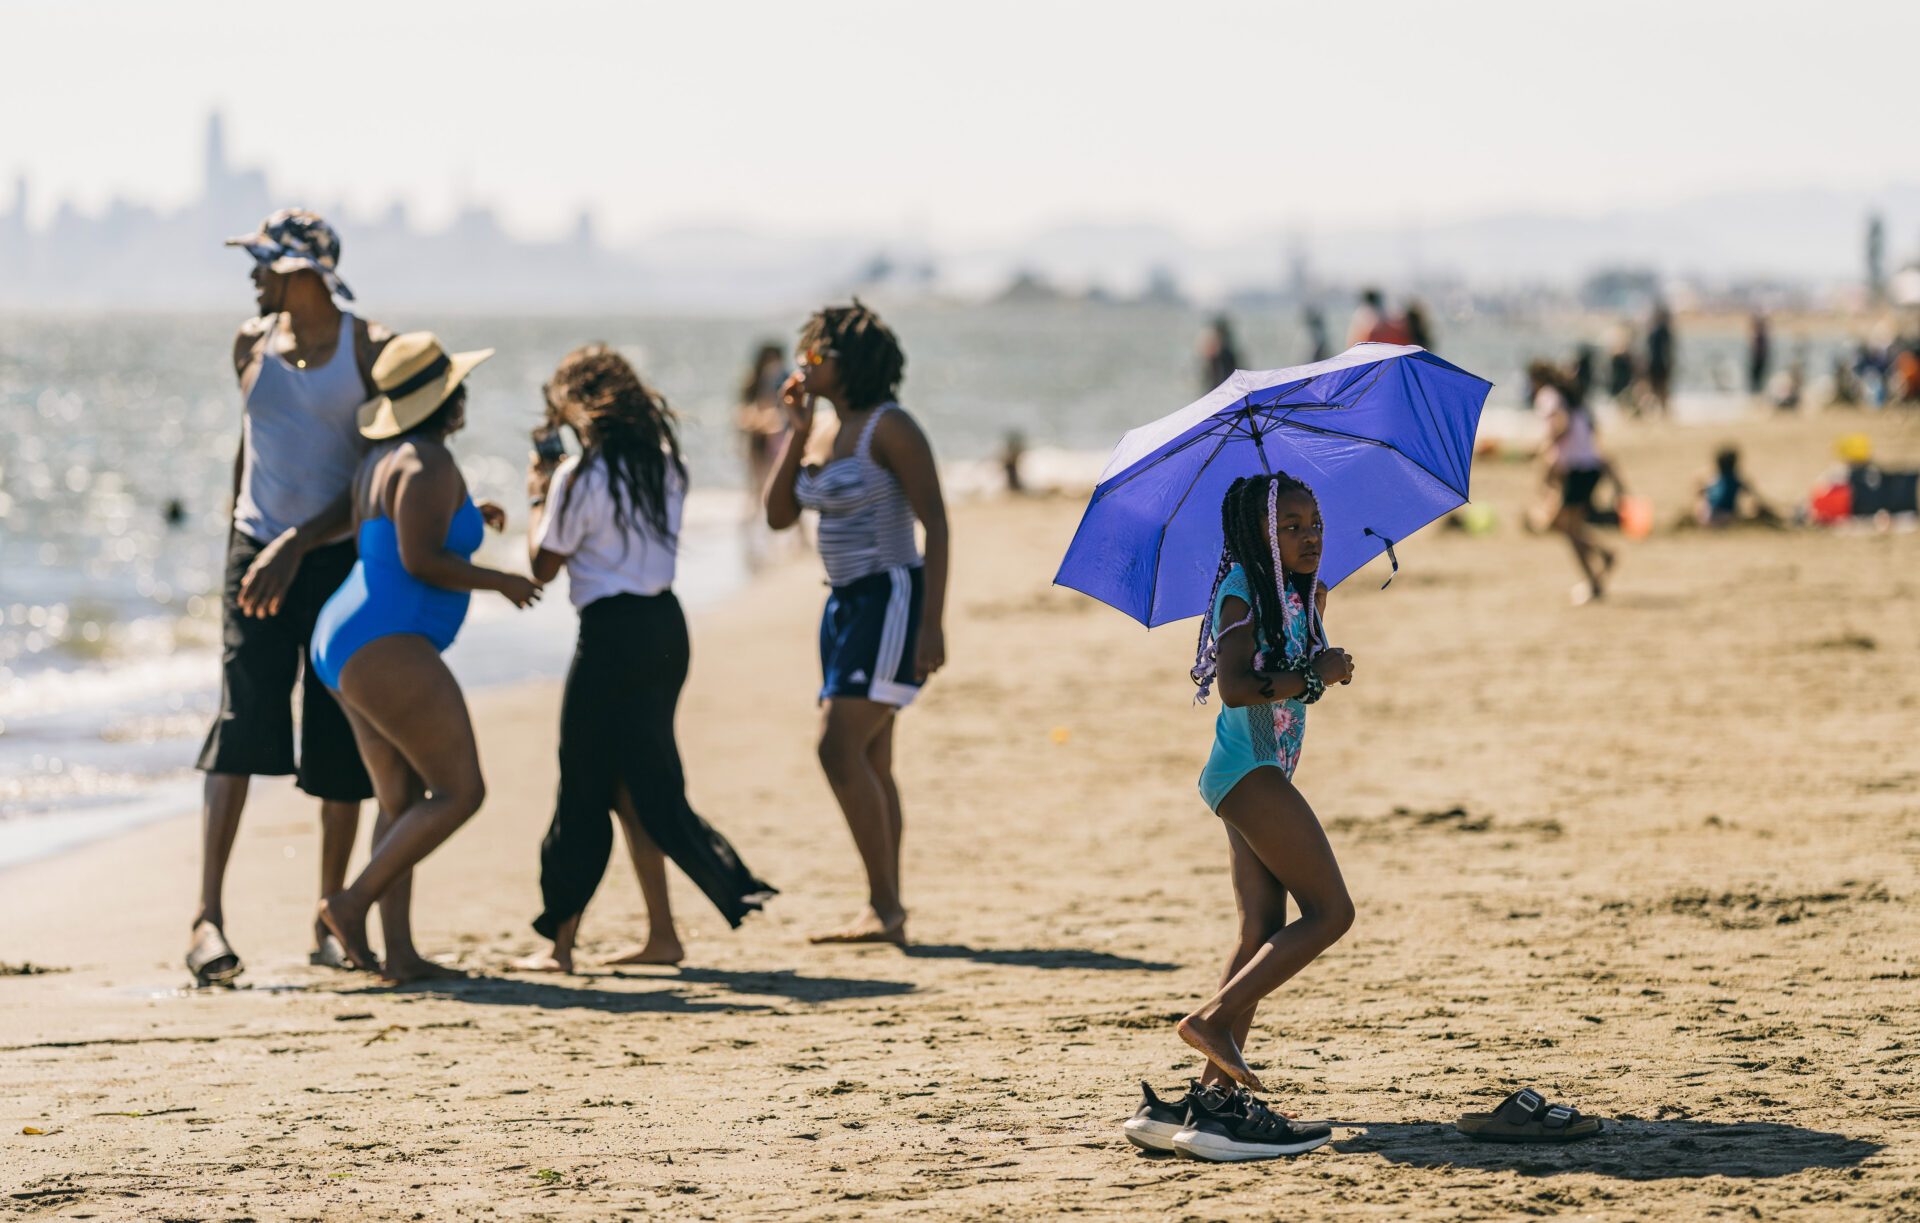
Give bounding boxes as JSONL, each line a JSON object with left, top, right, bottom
{"left": 4, "top": 410, "right": 1919, "bottom": 1220}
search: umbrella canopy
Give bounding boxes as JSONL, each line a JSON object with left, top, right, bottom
{"left": 1055, "top": 343, "right": 1492, "bottom": 627}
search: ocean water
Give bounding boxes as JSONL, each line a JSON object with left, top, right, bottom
{"left": 0, "top": 303, "right": 1856, "bottom": 865}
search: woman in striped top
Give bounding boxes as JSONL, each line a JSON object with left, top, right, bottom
{"left": 764, "top": 301, "right": 949, "bottom": 946}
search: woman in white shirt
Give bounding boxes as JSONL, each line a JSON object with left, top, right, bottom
{"left": 516, "top": 345, "right": 774, "bottom": 973}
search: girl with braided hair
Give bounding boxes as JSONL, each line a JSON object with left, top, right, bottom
{"left": 765, "top": 300, "right": 950, "bottom": 946}
{"left": 1127, "top": 473, "right": 1356, "bottom": 1160}
{"left": 515, "top": 345, "right": 774, "bottom": 973}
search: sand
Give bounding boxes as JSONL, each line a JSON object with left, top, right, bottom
{"left": 4, "top": 409, "right": 1920, "bottom": 1221}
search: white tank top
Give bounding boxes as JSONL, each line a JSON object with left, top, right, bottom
{"left": 234, "top": 312, "right": 369, "bottom": 545}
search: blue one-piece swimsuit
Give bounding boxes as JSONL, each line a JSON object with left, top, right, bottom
{"left": 310, "top": 499, "right": 485, "bottom": 690}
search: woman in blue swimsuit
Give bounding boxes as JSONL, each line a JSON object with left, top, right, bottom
{"left": 312, "top": 332, "right": 543, "bottom": 981}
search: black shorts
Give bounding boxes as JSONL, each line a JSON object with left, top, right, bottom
{"left": 196, "top": 531, "right": 374, "bottom": 801}
{"left": 1561, "top": 468, "right": 1603, "bottom": 510}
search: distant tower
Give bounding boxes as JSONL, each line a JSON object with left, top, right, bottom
{"left": 7, "top": 175, "right": 23, "bottom": 223}
{"left": 206, "top": 113, "right": 226, "bottom": 196}
{"left": 1867, "top": 213, "right": 1886, "bottom": 304}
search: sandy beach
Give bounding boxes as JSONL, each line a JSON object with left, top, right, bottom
{"left": 4, "top": 409, "right": 1919, "bottom": 1220}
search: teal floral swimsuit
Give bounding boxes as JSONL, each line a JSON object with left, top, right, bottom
{"left": 1197, "top": 564, "right": 1314, "bottom": 813}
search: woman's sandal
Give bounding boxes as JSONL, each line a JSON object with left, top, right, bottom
{"left": 1456, "top": 1088, "right": 1604, "bottom": 1143}
{"left": 186, "top": 926, "right": 244, "bottom": 987}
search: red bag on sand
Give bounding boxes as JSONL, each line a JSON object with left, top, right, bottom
{"left": 1809, "top": 482, "right": 1852, "bottom": 524}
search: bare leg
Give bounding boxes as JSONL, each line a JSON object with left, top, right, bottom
{"left": 321, "top": 637, "right": 485, "bottom": 980}
{"left": 331, "top": 705, "right": 461, "bottom": 981}
{"left": 810, "top": 697, "right": 907, "bottom": 945}
{"left": 603, "top": 785, "right": 684, "bottom": 966}
{"left": 1553, "top": 506, "right": 1612, "bottom": 598}
{"left": 193, "top": 772, "right": 249, "bottom": 937}
{"left": 867, "top": 715, "right": 902, "bottom": 884}
{"left": 1177, "top": 769, "right": 1354, "bottom": 1092}
{"left": 511, "top": 913, "right": 578, "bottom": 973}
{"left": 312, "top": 799, "right": 361, "bottom": 956}
{"left": 1196, "top": 825, "right": 1290, "bottom": 1091}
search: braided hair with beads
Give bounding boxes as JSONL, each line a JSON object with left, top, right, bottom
{"left": 1191, "top": 472, "right": 1328, "bottom": 703}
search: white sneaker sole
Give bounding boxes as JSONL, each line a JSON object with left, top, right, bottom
{"left": 1123, "top": 1117, "right": 1182, "bottom": 1152}
{"left": 1172, "top": 1126, "right": 1332, "bottom": 1161}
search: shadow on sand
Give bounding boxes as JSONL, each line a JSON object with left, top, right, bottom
{"left": 330, "top": 965, "right": 915, "bottom": 1011}
{"left": 1330, "top": 1119, "right": 1883, "bottom": 1180}
{"left": 904, "top": 943, "right": 1179, "bottom": 972}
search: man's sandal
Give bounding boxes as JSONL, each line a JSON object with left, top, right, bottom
{"left": 1456, "top": 1088, "right": 1604, "bottom": 1143}
{"left": 186, "top": 926, "right": 244, "bottom": 987}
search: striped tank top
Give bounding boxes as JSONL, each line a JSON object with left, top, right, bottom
{"left": 794, "top": 403, "right": 921, "bottom": 587}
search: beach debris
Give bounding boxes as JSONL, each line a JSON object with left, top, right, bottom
{"left": 363, "top": 1024, "right": 409, "bottom": 1047}
{"left": 93, "top": 1107, "right": 194, "bottom": 1119}
{"left": 1049, "top": 726, "right": 1071, "bottom": 744}
{"left": 334, "top": 1012, "right": 375, "bottom": 1021}
{"left": 0, "top": 962, "right": 69, "bottom": 976}
{"left": 21, "top": 1126, "right": 48, "bottom": 1134}
{"left": 532, "top": 1169, "right": 563, "bottom": 1184}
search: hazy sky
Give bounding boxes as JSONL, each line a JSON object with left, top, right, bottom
{"left": 6, "top": 0, "right": 1915, "bottom": 243}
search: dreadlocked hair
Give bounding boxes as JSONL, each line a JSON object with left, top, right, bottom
{"left": 1191, "top": 471, "right": 1328, "bottom": 704}
{"left": 546, "top": 344, "right": 686, "bottom": 545}
{"left": 798, "top": 297, "right": 905, "bottom": 410}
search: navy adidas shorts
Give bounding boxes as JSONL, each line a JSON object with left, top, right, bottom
{"left": 818, "top": 566, "right": 923, "bottom": 708}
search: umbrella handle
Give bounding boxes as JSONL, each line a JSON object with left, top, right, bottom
{"left": 1363, "top": 528, "right": 1399, "bottom": 589}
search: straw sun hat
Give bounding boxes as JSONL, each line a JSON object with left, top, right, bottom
{"left": 358, "top": 332, "right": 495, "bottom": 440}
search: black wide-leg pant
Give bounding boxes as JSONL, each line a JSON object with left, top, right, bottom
{"left": 533, "top": 591, "right": 775, "bottom": 939}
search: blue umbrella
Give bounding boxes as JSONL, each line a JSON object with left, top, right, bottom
{"left": 1055, "top": 343, "right": 1492, "bottom": 626}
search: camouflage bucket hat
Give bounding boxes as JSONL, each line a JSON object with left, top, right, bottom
{"left": 225, "top": 208, "right": 353, "bottom": 300}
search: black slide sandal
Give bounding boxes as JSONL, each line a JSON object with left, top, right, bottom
{"left": 1457, "top": 1087, "right": 1604, "bottom": 1143}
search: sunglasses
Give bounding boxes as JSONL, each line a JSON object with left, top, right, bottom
{"left": 799, "top": 347, "right": 840, "bottom": 367}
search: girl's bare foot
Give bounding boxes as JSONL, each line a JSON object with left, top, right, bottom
{"left": 508, "top": 947, "right": 573, "bottom": 974}
{"left": 809, "top": 907, "right": 907, "bottom": 946}
{"left": 603, "top": 935, "right": 684, "bottom": 966}
{"left": 310, "top": 919, "right": 360, "bottom": 970}
{"left": 1176, "top": 1012, "right": 1264, "bottom": 1093}
{"left": 381, "top": 954, "right": 467, "bottom": 983}
{"left": 317, "top": 895, "right": 379, "bottom": 972}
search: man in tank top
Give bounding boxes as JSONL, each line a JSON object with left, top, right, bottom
{"left": 187, "top": 209, "right": 394, "bottom": 986}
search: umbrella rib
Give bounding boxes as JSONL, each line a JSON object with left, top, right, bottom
{"left": 1144, "top": 426, "right": 1236, "bottom": 625}
{"left": 1405, "top": 371, "right": 1463, "bottom": 489}
{"left": 1094, "top": 419, "right": 1238, "bottom": 496}
{"left": 1264, "top": 416, "right": 1467, "bottom": 500}
{"left": 1342, "top": 360, "right": 1396, "bottom": 406}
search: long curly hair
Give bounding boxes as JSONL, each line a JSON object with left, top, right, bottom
{"left": 799, "top": 298, "right": 904, "bottom": 410}
{"left": 1191, "top": 472, "right": 1327, "bottom": 703}
{"left": 546, "top": 344, "right": 685, "bottom": 544}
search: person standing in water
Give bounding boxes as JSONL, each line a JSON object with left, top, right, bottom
{"left": 764, "top": 301, "right": 949, "bottom": 946}
{"left": 1303, "top": 307, "right": 1330, "bottom": 363}
{"left": 1747, "top": 311, "right": 1771, "bottom": 397}
{"left": 1198, "top": 315, "right": 1241, "bottom": 391}
{"left": 516, "top": 345, "right": 775, "bottom": 974}
{"left": 737, "top": 342, "right": 791, "bottom": 501}
{"left": 1644, "top": 302, "right": 1675, "bottom": 416}
{"left": 1125, "top": 474, "right": 1350, "bottom": 1162}
{"left": 189, "top": 209, "right": 392, "bottom": 986}
{"left": 311, "top": 333, "right": 542, "bottom": 980}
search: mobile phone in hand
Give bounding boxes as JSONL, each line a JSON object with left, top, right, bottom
{"left": 532, "top": 427, "right": 566, "bottom": 464}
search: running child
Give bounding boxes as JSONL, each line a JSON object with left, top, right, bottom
{"left": 1125, "top": 473, "right": 1354, "bottom": 1162}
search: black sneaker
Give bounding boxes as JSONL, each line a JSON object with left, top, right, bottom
{"left": 1123, "top": 1079, "right": 1226, "bottom": 1153}
{"left": 1173, "top": 1087, "right": 1332, "bottom": 1161}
